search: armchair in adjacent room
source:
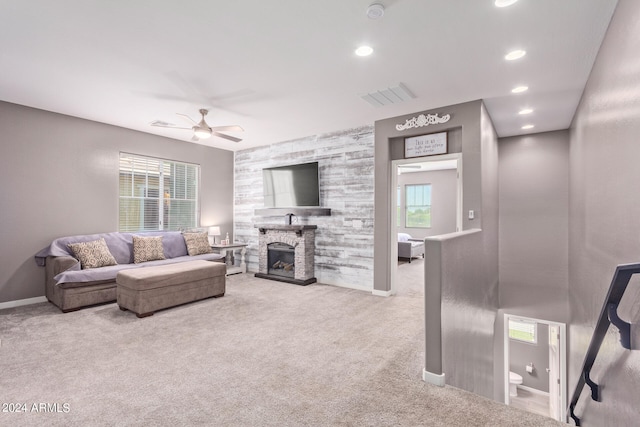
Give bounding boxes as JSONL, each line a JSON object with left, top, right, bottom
{"left": 397, "top": 233, "right": 425, "bottom": 263}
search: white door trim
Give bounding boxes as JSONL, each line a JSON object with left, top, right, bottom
{"left": 503, "top": 313, "right": 567, "bottom": 422}
{"left": 389, "top": 153, "right": 462, "bottom": 295}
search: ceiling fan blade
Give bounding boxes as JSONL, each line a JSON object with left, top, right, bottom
{"left": 150, "top": 120, "right": 191, "bottom": 130}
{"left": 213, "top": 132, "right": 242, "bottom": 143}
{"left": 176, "top": 113, "right": 198, "bottom": 125}
{"left": 210, "top": 125, "right": 244, "bottom": 133}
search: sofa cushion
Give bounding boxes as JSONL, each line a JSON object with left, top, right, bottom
{"left": 116, "top": 260, "right": 226, "bottom": 291}
{"left": 133, "top": 236, "right": 166, "bottom": 264}
{"left": 67, "top": 238, "right": 118, "bottom": 269}
{"left": 182, "top": 232, "right": 214, "bottom": 256}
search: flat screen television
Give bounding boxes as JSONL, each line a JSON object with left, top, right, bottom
{"left": 263, "top": 162, "right": 320, "bottom": 208}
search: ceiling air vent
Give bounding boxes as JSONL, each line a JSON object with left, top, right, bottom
{"left": 360, "top": 83, "right": 415, "bottom": 107}
{"left": 150, "top": 120, "right": 174, "bottom": 127}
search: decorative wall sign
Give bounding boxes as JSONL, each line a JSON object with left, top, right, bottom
{"left": 396, "top": 113, "right": 451, "bottom": 131}
{"left": 405, "top": 132, "right": 447, "bottom": 158}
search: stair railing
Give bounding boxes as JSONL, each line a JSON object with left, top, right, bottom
{"left": 568, "top": 262, "right": 639, "bottom": 426}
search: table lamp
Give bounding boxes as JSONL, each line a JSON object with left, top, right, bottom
{"left": 208, "top": 226, "right": 221, "bottom": 245}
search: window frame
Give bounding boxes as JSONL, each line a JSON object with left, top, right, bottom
{"left": 404, "top": 183, "right": 432, "bottom": 229}
{"left": 118, "top": 153, "right": 201, "bottom": 232}
{"left": 508, "top": 318, "right": 538, "bottom": 344}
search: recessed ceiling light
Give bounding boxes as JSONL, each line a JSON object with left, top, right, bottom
{"left": 519, "top": 108, "right": 533, "bottom": 115}
{"left": 505, "top": 50, "right": 526, "bottom": 61}
{"left": 511, "top": 85, "right": 528, "bottom": 93}
{"left": 522, "top": 124, "right": 535, "bottom": 130}
{"left": 495, "top": 0, "right": 518, "bottom": 7}
{"left": 355, "top": 46, "right": 374, "bottom": 57}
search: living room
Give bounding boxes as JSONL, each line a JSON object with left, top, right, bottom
{"left": 2, "top": 1, "right": 640, "bottom": 426}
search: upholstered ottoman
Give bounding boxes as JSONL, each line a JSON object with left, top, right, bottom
{"left": 116, "top": 260, "right": 226, "bottom": 317}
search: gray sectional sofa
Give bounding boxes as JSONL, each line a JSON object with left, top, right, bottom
{"left": 35, "top": 231, "right": 225, "bottom": 312}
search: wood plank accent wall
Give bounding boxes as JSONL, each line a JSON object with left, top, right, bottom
{"left": 234, "top": 126, "right": 374, "bottom": 290}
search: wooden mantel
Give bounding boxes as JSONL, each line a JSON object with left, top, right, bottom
{"left": 255, "top": 224, "right": 317, "bottom": 231}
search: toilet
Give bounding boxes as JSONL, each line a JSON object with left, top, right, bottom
{"left": 509, "top": 371, "right": 523, "bottom": 397}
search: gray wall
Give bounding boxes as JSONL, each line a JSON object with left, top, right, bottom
{"left": 0, "top": 101, "right": 234, "bottom": 304}
{"left": 397, "top": 169, "right": 457, "bottom": 239}
{"left": 234, "top": 127, "right": 374, "bottom": 290}
{"left": 509, "top": 323, "right": 550, "bottom": 392}
{"left": 374, "top": 100, "right": 492, "bottom": 293}
{"left": 397, "top": 100, "right": 499, "bottom": 399}
{"left": 494, "top": 130, "right": 570, "bottom": 400}
{"left": 568, "top": 0, "right": 640, "bottom": 425}
{"left": 498, "top": 130, "right": 570, "bottom": 319}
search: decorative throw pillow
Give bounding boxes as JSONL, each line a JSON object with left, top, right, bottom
{"left": 183, "top": 232, "right": 213, "bottom": 256}
{"left": 398, "top": 233, "right": 412, "bottom": 242}
{"left": 67, "top": 238, "right": 118, "bottom": 270}
{"left": 132, "top": 235, "right": 166, "bottom": 264}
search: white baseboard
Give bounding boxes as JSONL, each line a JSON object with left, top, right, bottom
{"left": 372, "top": 289, "right": 393, "bottom": 297}
{"left": 423, "top": 369, "right": 446, "bottom": 387}
{"left": 518, "top": 384, "right": 550, "bottom": 397}
{"left": 0, "top": 296, "right": 47, "bottom": 310}
{"left": 248, "top": 269, "right": 375, "bottom": 294}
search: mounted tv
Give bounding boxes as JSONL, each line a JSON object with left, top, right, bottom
{"left": 263, "top": 162, "right": 320, "bottom": 208}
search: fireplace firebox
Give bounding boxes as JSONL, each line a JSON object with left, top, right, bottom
{"left": 267, "top": 242, "right": 295, "bottom": 279}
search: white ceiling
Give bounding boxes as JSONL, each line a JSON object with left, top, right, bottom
{"left": 0, "top": 0, "right": 618, "bottom": 151}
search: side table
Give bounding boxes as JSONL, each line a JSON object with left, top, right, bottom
{"left": 211, "top": 243, "right": 248, "bottom": 275}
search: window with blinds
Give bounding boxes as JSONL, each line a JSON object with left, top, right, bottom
{"left": 405, "top": 184, "right": 432, "bottom": 228}
{"left": 508, "top": 318, "right": 537, "bottom": 344}
{"left": 118, "top": 153, "right": 200, "bottom": 232}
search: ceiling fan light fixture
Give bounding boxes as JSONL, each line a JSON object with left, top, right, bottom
{"left": 355, "top": 45, "right": 374, "bottom": 57}
{"left": 505, "top": 49, "right": 526, "bottom": 61}
{"left": 193, "top": 127, "right": 212, "bottom": 139}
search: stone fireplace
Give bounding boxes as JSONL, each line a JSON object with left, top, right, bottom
{"left": 255, "top": 224, "right": 317, "bottom": 285}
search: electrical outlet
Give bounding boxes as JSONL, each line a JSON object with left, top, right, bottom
{"left": 468, "top": 210, "right": 475, "bottom": 220}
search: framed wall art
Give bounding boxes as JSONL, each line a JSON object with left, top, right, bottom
{"left": 404, "top": 131, "right": 447, "bottom": 158}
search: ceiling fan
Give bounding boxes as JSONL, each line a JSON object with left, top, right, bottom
{"left": 151, "top": 109, "right": 244, "bottom": 142}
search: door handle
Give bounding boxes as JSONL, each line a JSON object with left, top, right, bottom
{"left": 546, "top": 368, "right": 551, "bottom": 373}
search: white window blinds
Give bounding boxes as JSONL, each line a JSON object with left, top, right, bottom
{"left": 405, "top": 184, "right": 432, "bottom": 228}
{"left": 118, "top": 153, "right": 200, "bottom": 232}
{"left": 508, "top": 318, "right": 537, "bottom": 344}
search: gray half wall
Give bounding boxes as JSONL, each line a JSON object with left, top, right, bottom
{"left": 425, "top": 229, "right": 497, "bottom": 399}
{"left": 0, "top": 101, "right": 234, "bottom": 303}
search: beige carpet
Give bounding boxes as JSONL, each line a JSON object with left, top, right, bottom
{"left": 0, "top": 272, "right": 563, "bottom": 426}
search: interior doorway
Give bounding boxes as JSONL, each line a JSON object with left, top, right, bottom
{"left": 503, "top": 314, "right": 567, "bottom": 422}
{"left": 390, "top": 154, "right": 462, "bottom": 295}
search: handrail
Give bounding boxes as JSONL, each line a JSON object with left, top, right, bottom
{"left": 568, "top": 262, "right": 640, "bottom": 425}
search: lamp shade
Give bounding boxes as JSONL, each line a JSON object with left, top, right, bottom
{"left": 208, "top": 226, "right": 221, "bottom": 236}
